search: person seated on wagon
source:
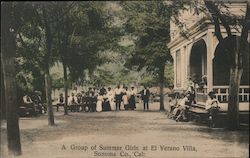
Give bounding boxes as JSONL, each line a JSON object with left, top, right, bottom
{"left": 76, "top": 92, "right": 82, "bottom": 112}
{"left": 31, "top": 91, "right": 44, "bottom": 114}
{"left": 23, "top": 94, "right": 33, "bottom": 106}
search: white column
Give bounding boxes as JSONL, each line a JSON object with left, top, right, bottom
{"left": 186, "top": 43, "right": 192, "bottom": 78}
{"left": 181, "top": 46, "right": 185, "bottom": 89}
{"left": 206, "top": 30, "right": 213, "bottom": 92}
{"left": 171, "top": 51, "right": 177, "bottom": 89}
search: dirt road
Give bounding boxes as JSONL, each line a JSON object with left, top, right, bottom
{"left": 1, "top": 102, "right": 249, "bottom": 158}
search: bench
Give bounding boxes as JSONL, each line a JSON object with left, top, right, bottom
{"left": 189, "top": 104, "right": 249, "bottom": 126}
{"left": 188, "top": 103, "right": 227, "bottom": 125}
{"left": 188, "top": 105, "right": 208, "bottom": 122}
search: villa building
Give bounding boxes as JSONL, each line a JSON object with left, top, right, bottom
{"left": 167, "top": 1, "right": 249, "bottom": 112}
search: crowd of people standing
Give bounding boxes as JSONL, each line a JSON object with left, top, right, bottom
{"left": 57, "top": 85, "right": 151, "bottom": 113}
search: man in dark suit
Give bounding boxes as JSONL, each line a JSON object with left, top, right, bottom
{"left": 141, "top": 86, "right": 150, "bottom": 110}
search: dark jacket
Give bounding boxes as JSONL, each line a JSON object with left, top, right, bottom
{"left": 141, "top": 89, "right": 150, "bottom": 101}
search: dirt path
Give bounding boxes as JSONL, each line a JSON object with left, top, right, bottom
{"left": 1, "top": 102, "right": 249, "bottom": 158}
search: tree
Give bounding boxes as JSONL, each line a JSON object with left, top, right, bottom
{"left": 53, "top": 2, "right": 76, "bottom": 115}
{"left": 14, "top": 2, "right": 57, "bottom": 125}
{"left": 53, "top": 2, "right": 118, "bottom": 114}
{"left": 13, "top": 2, "right": 119, "bottom": 118}
{"left": 1, "top": 2, "right": 22, "bottom": 155}
{"left": 14, "top": 2, "right": 46, "bottom": 102}
{"left": 120, "top": 1, "right": 173, "bottom": 111}
{"left": 204, "top": 1, "right": 250, "bottom": 130}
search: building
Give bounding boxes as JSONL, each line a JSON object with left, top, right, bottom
{"left": 167, "top": 1, "right": 249, "bottom": 112}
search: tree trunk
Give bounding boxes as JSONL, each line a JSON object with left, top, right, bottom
{"left": 42, "top": 6, "right": 55, "bottom": 125}
{"left": 227, "top": 35, "right": 245, "bottom": 130}
{"left": 1, "top": 62, "right": 6, "bottom": 119}
{"left": 63, "top": 62, "right": 68, "bottom": 115}
{"left": 227, "top": 67, "right": 243, "bottom": 130}
{"left": 1, "top": 2, "right": 22, "bottom": 155}
{"left": 159, "top": 65, "right": 165, "bottom": 111}
{"left": 45, "top": 68, "right": 55, "bottom": 125}
{"left": 204, "top": 2, "right": 249, "bottom": 130}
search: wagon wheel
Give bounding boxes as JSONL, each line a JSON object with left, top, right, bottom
{"left": 84, "top": 105, "right": 90, "bottom": 112}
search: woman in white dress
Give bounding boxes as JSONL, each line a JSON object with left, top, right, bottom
{"left": 96, "top": 94, "right": 104, "bottom": 112}
{"left": 107, "top": 87, "right": 115, "bottom": 111}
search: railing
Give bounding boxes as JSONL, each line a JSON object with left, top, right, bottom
{"left": 196, "top": 86, "right": 207, "bottom": 94}
{"left": 195, "top": 86, "right": 207, "bottom": 104}
{"left": 213, "top": 85, "right": 250, "bottom": 103}
{"left": 195, "top": 85, "right": 250, "bottom": 104}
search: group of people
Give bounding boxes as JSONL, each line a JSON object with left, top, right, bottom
{"left": 57, "top": 85, "right": 151, "bottom": 113}
{"left": 21, "top": 91, "right": 46, "bottom": 116}
{"left": 168, "top": 91, "right": 194, "bottom": 122}
{"left": 168, "top": 87, "right": 220, "bottom": 123}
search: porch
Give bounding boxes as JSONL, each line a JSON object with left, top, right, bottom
{"left": 195, "top": 85, "right": 250, "bottom": 112}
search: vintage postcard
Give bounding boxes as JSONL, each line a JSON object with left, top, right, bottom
{"left": 1, "top": 1, "right": 249, "bottom": 158}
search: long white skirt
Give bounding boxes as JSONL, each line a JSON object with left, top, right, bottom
{"left": 96, "top": 101, "right": 102, "bottom": 112}
{"left": 109, "top": 99, "right": 115, "bottom": 111}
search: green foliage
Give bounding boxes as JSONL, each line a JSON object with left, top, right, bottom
{"left": 50, "top": 73, "right": 64, "bottom": 90}
{"left": 164, "top": 63, "right": 174, "bottom": 88}
{"left": 12, "top": 2, "right": 120, "bottom": 96}
{"left": 87, "top": 62, "right": 139, "bottom": 87}
{"left": 121, "top": 1, "right": 173, "bottom": 72}
{"left": 53, "top": 2, "right": 121, "bottom": 81}
{"left": 139, "top": 72, "right": 158, "bottom": 87}
{"left": 138, "top": 63, "right": 174, "bottom": 87}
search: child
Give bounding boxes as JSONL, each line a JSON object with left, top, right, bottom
{"left": 122, "top": 92, "right": 129, "bottom": 110}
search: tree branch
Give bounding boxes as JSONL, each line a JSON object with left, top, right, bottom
{"left": 240, "top": 2, "right": 250, "bottom": 41}
{"left": 204, "top": 1, "right": 232, "bottom": 37}
{"left": 18, "top": 33, "right": 29, "bottom": 50}
{"left": 47, "top": 2, "right": 76, "bottom": 24}
{"left": 211, "top": 14, "right": 223, "bottom": 42}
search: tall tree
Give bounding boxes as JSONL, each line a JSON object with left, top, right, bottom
{"left": 14, "top": 2, "right": 56, "bottom": 125}
{"left": 54, "top": 2, "right": 115, "bottom": 114}
{"left": 1, "top": 2, "right": 22, "bottom": 155}
{"left": 120, "top": 1, "right": 173, "bottom": 111}
{"left": 54, "top": 2, "right": 75, "bottom": 115}
{"left": 42, "top": 5, "right": 55, "bottom": 125}
{"left": 204, "top": 1, "right": 250, "bottom": 130}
